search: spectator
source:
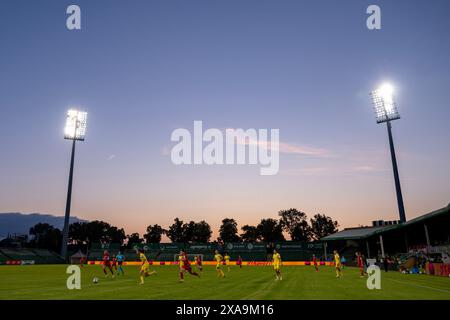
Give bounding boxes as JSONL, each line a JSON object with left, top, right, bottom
{"left": 361, "top": 254, "right": 368, "bottom": 274}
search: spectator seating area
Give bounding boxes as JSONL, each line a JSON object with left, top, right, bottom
{"left": 0, "top": 248, "right": 64, "bottom": 264}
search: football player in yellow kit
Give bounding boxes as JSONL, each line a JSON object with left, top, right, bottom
{"left": 214, "top": 250, "right": 225, "bottom": 278}
{"left": 138, "top": 249, "right": 156, "bottom": 284}
{"left": 334, "top": 250, "right": 343, "bottom": 278}
{"left": 224, "top": 253, "right": 231, "bottom": 272}
{"left": 272, "top": 249, "right": 282, "bottom": 280}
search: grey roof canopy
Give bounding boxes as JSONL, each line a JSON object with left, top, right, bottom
{"left": 321, "top": 203, "right": 450, "bottom": 241}
{"left": 320, "top": 226, "right": 388, "bottom": 241}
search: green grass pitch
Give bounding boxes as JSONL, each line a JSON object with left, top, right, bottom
{"left": 0, "top": 265, "right": 449, "bottom": 300}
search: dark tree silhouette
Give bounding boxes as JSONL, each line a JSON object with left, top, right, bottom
{"left": 166, "top": 218, "right": 186, "bottom": 242}
{"left": 169, "top": 220, "right": 213, "bottom": 243}
{"left": 257, "top": 218, "right": 285, "bottom": 242}
{"left": 278, "top": 208, "right": 311, "bottom": 241}
{"left": 183, "top": 221, "right": 197, "bottom": 242}
{"left": 29, "top": 223, "right": 61, "bottom": 252}
{"left": 144, "top": 224, "right": 165, "bottom": 243}
{"left": 240, "top": 225, "right": 260, "bottom": 242}
{"left": 219, "top": 218, "right": 240, "bottom": 242}
{"left": 126, "top": 232, "right": 143, "bottom": 247}
{"left": 69, "top": 222, "right": 88, "bottom": 245}
{"left": 106, "top": 226, "right": 126, "bottom": 244}
{"left": 69, "top": 221, "right": 126, "bottom": 246}
{"left": 191, "top": 220, "right": 212, "bottom": 243}
{"left": 310, "top": 214, "right": 339, "bottom": 240}
{"left": 28, "top": 210, "right": 340, "bottom": 250}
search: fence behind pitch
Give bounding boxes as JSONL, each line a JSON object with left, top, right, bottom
{"left": 88, "top": 241, "right": 325, "bottom": 262}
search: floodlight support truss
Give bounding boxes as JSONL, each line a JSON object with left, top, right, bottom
{"left": 386, "top": 120, "right": 406, "bottom": 223}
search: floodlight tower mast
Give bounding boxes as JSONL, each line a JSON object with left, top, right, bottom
{"left": 386, "top": 120, "right": 406, "bottom": 223}
{"left": 61, "top": 137, "right": 76, "bottom": 260}
{"left": 61, "top": 109, "right": 87, "bottom": 260}
{"left": 370, "top": 84, "right": 406, "bottom": 223}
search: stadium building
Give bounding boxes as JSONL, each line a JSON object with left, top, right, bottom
{"left": 321, "top": 203, "right": 450, "bottom": 264}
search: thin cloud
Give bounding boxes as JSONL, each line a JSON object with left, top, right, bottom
{"left": 280, "top": 165, "right": 387, "bottom": 177}
{"left": 232, "top": 136, "right": 331, "bottom": 157}
{"left": 278, "top": 142, "right": 330, "bottom": 157}
{"left": 351, "top": 166, "right": 380, "bottom": 172}
{"left": 280, "top": 167, "right": 330, "bottom": 176}
{"left": 165, "top": 131, "right": 332, "bottom": 158}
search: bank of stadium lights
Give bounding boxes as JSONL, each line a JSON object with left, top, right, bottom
{"left": 370, "top": 83, "right": 406, "bottom": 223}
{"left": 61, "top": 109, "right": 88, "bottom": 260}
{"left": 64, "top": 109, "right": 87, "bottom": 140}
{"left": 370, "top": 83, "right": 400, "bottom": 124}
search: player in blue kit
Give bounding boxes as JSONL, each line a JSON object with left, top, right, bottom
{"left": 116, "top": 251, "right": 125, "bottom": 275}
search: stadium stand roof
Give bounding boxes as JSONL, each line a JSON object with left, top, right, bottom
{"left": 321, "top": 203, "right": 450, "bottom": 241}
{"left": 403, "top": 204, "right": 449, "bottom": 225}
{"left": 320, "top": 226, "right": 388, "bottom": 241}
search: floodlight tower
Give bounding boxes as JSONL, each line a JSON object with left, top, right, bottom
{"left": 370, "top": 84, "right": 406, "bottom": 223}
{"left": 61, "top": 109, "right": 87, "bottom": 259}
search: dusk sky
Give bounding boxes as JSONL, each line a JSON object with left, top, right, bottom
{"left": 1, "top": 0, "right": 449, "bottom": 239}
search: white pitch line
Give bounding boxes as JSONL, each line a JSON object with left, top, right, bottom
{"left": 388, "top": 278, "right": 450, "bottom": 294}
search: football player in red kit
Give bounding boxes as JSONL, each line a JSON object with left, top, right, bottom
{"left": 312, "top": 254, "right": 319, "bottom": 272}
{"left": 111, "top": 255, "right": 118, "bottom": 271}
{"left": 236, "top": 255, "right": 243, "bottom": 268}
{"left": 178, "top": 250, "right": 200, "bottom": 282}
{"left": 194, "top": 255, "right": 203, "bottom": 272}
{"left": 356, "top": 252, "right": 365, "bottom": 277}
{"left": 102, "top": 250, "right": 115, "bottom": 278}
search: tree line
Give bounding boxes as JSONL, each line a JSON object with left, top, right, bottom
{"left": 26, "top": 209, "right": 338, "bottom": 252}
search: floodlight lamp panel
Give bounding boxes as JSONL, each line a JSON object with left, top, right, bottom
{"left": 64, "top": 109, "right": 87, "bottom": 140}
{"left": 370, "top": 87, "right": 400, "bottom": 124}
{"left": 378, "top": 83, "right": 394, "bottom": 101}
